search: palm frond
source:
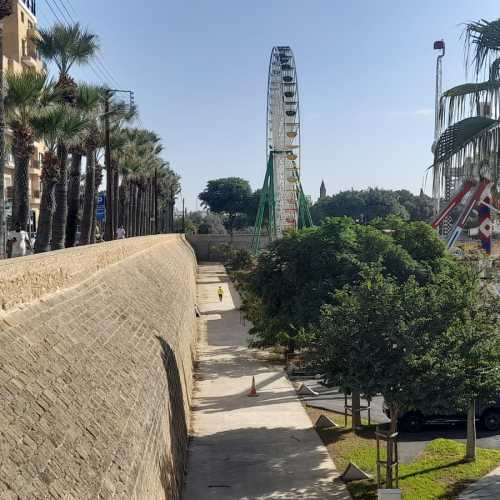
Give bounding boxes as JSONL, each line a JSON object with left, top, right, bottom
{"left": 36, "top": 23, "right": 100, "bottom": 76}
{"left": 464, "top": 19, "right": 500, "bottom": 77}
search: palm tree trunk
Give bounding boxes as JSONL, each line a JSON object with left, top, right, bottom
{"left": 136, "top": 187, "right": 142, "bottom": 237}
{"left": 91, "top": 189, "right": 98, "bottom": 243}
{"left": 127, "top": 182, "right": 133, "bottom": 235}
{"left": 12, "top": 144, "right": 30, "bottom": 231}
{"left": 65, "top": 152, "right": 82, "bottom": 247}
{"left": 34, "top": 178, "right": 57, "bottom": 254}
{"left": 113, "top": 164, "right": 119, "bottom": 236}
{"left": 51, "top": 143, "right": 68, "bottom": 250}
{"left": 79, "top": 150, "right": 95, "bottom": 246}
{"left": 0, "top": 23, "right": 5, "bottom": 258}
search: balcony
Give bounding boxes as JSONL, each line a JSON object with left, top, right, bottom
{"left": 22, "top": 52, "right": 38, "bottom": 69}
{"left": 29, "top": 159, "right": 41, "bottom": 174}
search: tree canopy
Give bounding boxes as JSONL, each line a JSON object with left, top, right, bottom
{"left": 310, "top": 188, "right": 434, "bottom": 225}
{"left": 198, "top": 177, "right": 254, "bottom": 233}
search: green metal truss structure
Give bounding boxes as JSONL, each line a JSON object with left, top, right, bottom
{"left": 251, "top": 150, "right": 313, "bottom": 254}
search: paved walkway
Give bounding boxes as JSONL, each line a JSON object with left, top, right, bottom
{"left": 183, "top": 263, "right": 350, "bottom": 500}
{"left": 459, "top": 466, "right": 500, "bottom": 499}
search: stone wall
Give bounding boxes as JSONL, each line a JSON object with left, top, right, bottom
{"left": 0, "top": 235, "right": 197, "bottom": 499}
{"left": 187, "top": 233, "right": 270, "bottom": 261}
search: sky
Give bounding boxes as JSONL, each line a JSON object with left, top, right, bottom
{"left": 38, "top": 0, "right": 500, "bottom": 210}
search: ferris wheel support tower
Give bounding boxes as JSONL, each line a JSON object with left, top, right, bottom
{"left": 251, "top": 46, "right": 313, "bottom": 253}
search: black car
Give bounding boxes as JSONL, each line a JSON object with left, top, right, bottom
{"left": 384, "top": 400, "right": 500, "bottom": 433}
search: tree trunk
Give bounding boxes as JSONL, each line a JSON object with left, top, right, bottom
{"left": 386, "top": 405, "right": 400, "bottom": 489}
{"left": 0, "top": 23, "right": 5, "bottom": 258}
{"left": 351, "top": 391, "right": 361, "bottom": 430}
{"left": 79, "top": 150, "right": 95, "bottom": 246}
{"left": 51, "top": 143, "right": 69, "bottom": 250}
{"left": 65, "top": 152, "right": 82, "bottom": 247}
{"left": 113, "top": 164, "right": 119, "bottom": 237}
{"left": 466, "top": 399, "right": 476, "bottom": 461}
{"left": 12, "top": 143, "right": 31, "bottom": 231}
{"left": 91, "top": 188, "right": 98, "bottom": 243}
{"left": 136, "top": 187, "right": 142, "bottom": 236}
{"left": 34, "top": 178, "right": 57, "bottom": 254}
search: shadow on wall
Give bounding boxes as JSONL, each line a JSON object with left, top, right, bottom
{"left": 157, "top": 337, "right": 188, "bottom": 500}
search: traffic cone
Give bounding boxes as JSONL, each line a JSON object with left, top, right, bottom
{"left": 248, "top": 376, "right": 259, "bottom": 397}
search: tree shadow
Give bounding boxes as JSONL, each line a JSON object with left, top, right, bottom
{"left": 156, "top": 336, "right": 189, "bottom": 500}
{"left": 184, "top": 426, "right": 351, "bottom": 499}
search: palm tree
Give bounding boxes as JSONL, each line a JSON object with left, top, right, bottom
{"left": 432, "top": 19, "right": 500, "bottom": 203}
{"left": 32, "top": 107, "right": 87, "bottom": 253}
{"left": 0, "top": 0, "right": 13, "bottom": 258}
{"left": 35, "top": 23, "right": 100, "bottom": 250}
{"left": 5, "top": 71, "right": 53, "bottom": 231}
{"left": 66, "top": 84, "right": 104, "bottom": 247}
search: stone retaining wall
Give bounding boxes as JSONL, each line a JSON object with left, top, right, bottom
{"left": 0, "top": 235, "right": 197, "bottom": 499}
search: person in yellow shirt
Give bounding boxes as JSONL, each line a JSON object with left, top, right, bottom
{"left": 217, "top": 286, "right": 224, "bottom": 302}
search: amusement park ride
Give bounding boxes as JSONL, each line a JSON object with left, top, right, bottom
{"left": 251, "top": 47, "right": 313, "bottom": 253}
{"left": 431, "top": 40, "right": 499, "bottom": 256}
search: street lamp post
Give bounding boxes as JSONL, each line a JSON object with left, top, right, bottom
{"left": 432, "top": 40, "right": 446, "bottom": 217}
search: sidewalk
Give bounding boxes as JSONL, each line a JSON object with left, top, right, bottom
{"left": 459, "top": 467, "right": 500, "bottom": 499}
{"left": 183, "top": 263, "right": 350, "bottom": 500}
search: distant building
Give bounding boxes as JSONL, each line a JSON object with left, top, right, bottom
{"left": 320, "top": 180, "right": 327, "bottom": 200}
{"left": 3, "top": 0, "right": 44, "bottom": 227}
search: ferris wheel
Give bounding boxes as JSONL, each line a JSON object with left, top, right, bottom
{"left": 252, "top": 46, "right": 312, "bottom": 252}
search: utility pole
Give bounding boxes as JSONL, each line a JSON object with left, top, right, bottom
{"left": 104, "top": 90, "right": 113, "bottom": 242}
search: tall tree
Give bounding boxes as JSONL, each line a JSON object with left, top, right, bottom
{"left": 5, "top": 71, "right": 52, "bottom": 231}
{"left": 198, "top": 177, "right": 253, "bottom": 235}
{"left": 35, "top": 23, "right": 99, "bottom": 250}
{"left": 32, "top": 107, "right": 87, "bottom": 253}
{"left": 66, "top": 84, "right": 103, "bottom": 247}
{"left": 0, "top": 0, "right": 13, "bottom": 257}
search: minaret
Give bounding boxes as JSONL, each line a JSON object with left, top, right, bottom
{"left": 320, "top": 180, "right": 326, "bottom": 199}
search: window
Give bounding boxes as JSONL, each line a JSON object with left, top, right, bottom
{"left": 22, "top": 40, "right": 27, "bottom": 57}
{"left": 21, "top": 12, "right": 25, "bottom": 23}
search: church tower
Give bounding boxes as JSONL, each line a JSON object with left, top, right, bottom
{"left": 320, "top": 180, "right": 327, "bottom": 199}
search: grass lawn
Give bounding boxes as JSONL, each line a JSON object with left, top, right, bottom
{"left": 305, "top": 406, "right": 500, "bottom": 499}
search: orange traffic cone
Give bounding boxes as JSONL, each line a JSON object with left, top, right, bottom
{"left": 248, "top": 376, "right": 259, "bottom": 397}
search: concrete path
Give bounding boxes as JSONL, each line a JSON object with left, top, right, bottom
{"left": 183, "top": 263, "right": 350, "bottom": 500}
{"left": 459, "top": 467, "right": 500, "bottom": 499}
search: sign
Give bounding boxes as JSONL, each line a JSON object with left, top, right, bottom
{"left": 4, "top": 201, "right": 12, "bottom": 218}
{"left": 96, "top": 193, "right": 106, "bottom": 222}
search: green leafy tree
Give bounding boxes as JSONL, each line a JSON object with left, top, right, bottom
{"left": 316, "top": 263, "right": 499, "bottom": 467}
{"left": 199, "top": 177, "right": 253, "bottom": 234}
{"left": 310, "top": 188, "right": 434, "bottom": 225}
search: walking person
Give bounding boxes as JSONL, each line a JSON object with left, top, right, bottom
{"left": 7, "top": 222, "right": 32, "bottom": 258}
{"left": 217, "top": 286, "right": 224, "bottom": 302}
{"left": 116, "top": 225, "right": 126, "bottom": 240}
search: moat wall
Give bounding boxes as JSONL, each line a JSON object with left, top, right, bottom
{"left": 0, "top": 235, "right": 197, "bottom": 499}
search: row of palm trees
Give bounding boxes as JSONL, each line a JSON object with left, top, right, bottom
{"left": 1, "top": 21, "right": 180, "bottom": 255}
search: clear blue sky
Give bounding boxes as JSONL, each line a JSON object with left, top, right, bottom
{"left": 39, "top": 0, "right": 500, "bottom": 209}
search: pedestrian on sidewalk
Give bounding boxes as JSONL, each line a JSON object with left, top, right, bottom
{"left": 7, "top": 222, "right": 32, "bottom": 258}
{"left": 116, "top": 225, "right": 126, "bottom": 239}
{"left": 217, "top": 286, "right": 224, "bottom": 302}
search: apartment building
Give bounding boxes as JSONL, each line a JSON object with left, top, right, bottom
{"left": 3, "top": 0, "right": 44, "bottom": 228}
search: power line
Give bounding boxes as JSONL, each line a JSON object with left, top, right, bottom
{"left": 41, "top": 0, "right": 120, "bottom": 88}
{"left": 53, "top": 0, "right": 121, "bottom": 88}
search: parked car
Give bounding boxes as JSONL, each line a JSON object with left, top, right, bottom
{"left": 384, "top": 400, "right": 500, "bottom": 432}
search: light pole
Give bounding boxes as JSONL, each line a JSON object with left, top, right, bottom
{"left": 432, "top": 40, "right": 445, "bottom": 217}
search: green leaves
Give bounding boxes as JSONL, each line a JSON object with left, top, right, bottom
{"left": 433, "top": 116, "right": 498, "bottom": 164}
{"left": 36, "top": 23, "right": 100, "bottom": 76}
